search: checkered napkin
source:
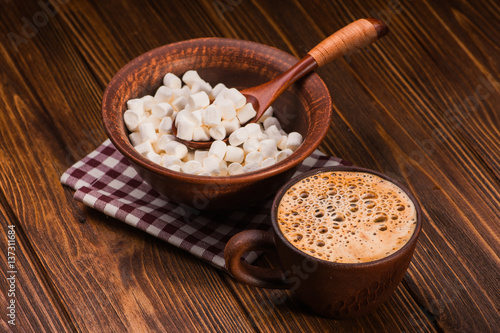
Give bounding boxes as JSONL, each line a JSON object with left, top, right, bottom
{"left": 60, "top": 139, "right": 349, "bottom": 270}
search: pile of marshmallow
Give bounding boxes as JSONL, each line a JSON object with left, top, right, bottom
{"left": 124, "top": 70, "right": 303, "bottom": 176}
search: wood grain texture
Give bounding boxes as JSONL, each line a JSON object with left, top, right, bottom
{"left": 0, "top": 0, "right": 498, "bottom": 332}
{"left": 0, "top": 205, "right": 73, "bottom": 332}
{"left": 222, "top": 256, "right": 437, "bottom": 332}
{"left": 0, "top": 50, "right": 253, "bottom": 333}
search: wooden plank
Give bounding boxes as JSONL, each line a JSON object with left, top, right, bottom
{"left": 0, "top": 203, "right": 73, "bottom": 332}
{"left": 222, "top": 256, "right": 437, "bottom": 332}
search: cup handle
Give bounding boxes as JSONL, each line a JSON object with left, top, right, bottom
{"left": 225, "top": 230, "right": 292, "bottom": 289}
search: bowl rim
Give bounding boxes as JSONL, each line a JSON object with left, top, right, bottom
{"left": 102, "top": 37, "right": 333, "bottom": 185}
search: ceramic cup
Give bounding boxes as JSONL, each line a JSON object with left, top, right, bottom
{"left": 225, "top": 166, "right": 422, "bottom": 319}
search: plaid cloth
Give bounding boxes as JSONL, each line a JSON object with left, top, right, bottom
{"left": 60, "top": 139, "right": 349, "bottom": 270}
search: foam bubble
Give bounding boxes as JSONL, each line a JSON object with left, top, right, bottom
{"left": 277, "top": 171, "right": 417, "bottom": 263}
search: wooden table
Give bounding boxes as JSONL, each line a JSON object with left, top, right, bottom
{"left": 1, "top": 0, "right": 498, "bottom": 332}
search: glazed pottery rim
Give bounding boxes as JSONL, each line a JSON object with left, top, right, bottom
{"left": 271, "top": 165, "right": 423, "bottom": 268}
{"left": 102, "top": 37, "right": 333, "bottom": 185}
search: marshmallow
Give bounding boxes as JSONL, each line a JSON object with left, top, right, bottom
{"left": 228, "top": 127, "right": 249, "bottom": 147}
{"left": 209, "top": 125, "right": 226, "bottom": 141}
{"left": 182, "top": 70, "right": 203, "bottom": 87}
{"left": 242, "top": 162, "right": 260, "bottom": 173}
{"left": 224, "top": 88, "right": 246, "bottom": 109}
{"left": 175, "top": 109, "right": 201, "bottom": 127}
{"left": 154, "top": 86, "right": 174, "bottom": 103}
{"left": 152, "top": 103, "right": 174, "bottom": 118}
{"left": 182, "top": 160, "right": 203, "bottom": 174}
{"left": 158, "top": 117, "right": 173, "bottom": 134}
{"left": 228, "top": 162, "right": 244, "bottom": 175}
{"left": 161, "top": 155, "right": 183, "bottom": 167}
{"left": 277, "top": 135, "right": 288, "bottom": 150}
{"left": 163, "top": 73, "right": 182, "bottom": 89}
{"left": 265, "top": 125, "right": 283, "bottom": 143}
{"left": 190, "top": 81, "right": 212, "bottom": 95}
{"left": 171, "top": 96, "right": 188, "bottom": 111}
{"left": 221, "top": 118, "right": 240, "bottom": 135}
{"left": 146, "top": 151, "right": 162, "bottom": 164}
{"left": 243, "top": 137, "right": 260, "bottom": 153}
{"left": 276, "top": 149, "right": 293, "bottom": 162}
{"left": 129, "top": 132, "right": 142, "bottom": 146}
{"left": 183, "top": 150, "right": 195, "bottom": 162}
{"left": 216, "top": 98, "right": 237, "bottom": 120}
{"left": 193, "top": 126, "right": 211, "bottom": 141}
{"left": 134, "top": 141, "right": 153, "bottom": 155}
{"left": 237, "top": 103, "right": 257, "bottom": 124}
{"left": 183, "top": 103, "right": 194, "bottom": 112}
{"left": 286, "top": 132, "right": 303, "bottom": 150}
{"left": 190, "top": 109, "right": 204, "bottom": 126}
{"left": 261, "top": 157, "right": 276, "bottom": 168}
{"left": 181, "top": 85, "right": 192, "bottom": 96}
{"left": 263, "top": 117, "right": 282, "bottom": 130}
{"left": 218, "top": 160, "right": 228, "bottom": 176}
{"left": 138, "top": 122, "right": 157, "bottom": 142}
{"left": 176, "top": 118, "right": 196, "bottom": 141}
{"left": 194, "top": 150, "right": 209, "bottom": 163}
{"left": 211, "top": 83, "right": 227, "bottom": 99}
{"left": 257, "top": 131, "right": 269, "bottom": 141}
{"left": 171, "top": 88, "right": 183, "bottom": 98}
{"left": 204, "top": 105, "right": 222, "bottom": 126}
{"left": 259, "top": 106, "right": 274, "bottom": 123}
{"left": 151, "top": 141, "right": 162, "bottom": 154}
{"left": 244, "top": 123, "right": 262, "bottom": 138}
{"left": 202, "top": 156, "right": 221, "bottom": 175}
{"left": 123, "top": 110, "right": 142, "bottom": 131}
{"left": 225, "top": 146, "right": 244, "bottom": 163}
{"left": 208, "top": 140, "right": 227, "bottom": 160}
{"left": 188, "top": 91, "right": 210, "bottom": 109}
{"left": 259, "top": 139, "right": 278, "bottom": 158}
{"left": 141, "top": 95, "right": 156, "bottom": 111}
{"left": 245, "top": 151, "right": 263, "bottom": 165}
{"left": 163, "top": 141, "right": 188, "bottom": 159}
{"left": 157, "top": 134, "right": 176, "bottom": 150}
{"left": 166, "top": 164, "right": 182, "bottom": 172}
{"left": 127, "top": 98, "right": 144, "bottom": 114}
{"left": 213, "top": 93, "right": 224, "bottom": 106}
{"left": 264, "top": 106, "right": 274, "bottom": 117}
{"left": 145, "top": 114, "right": 161, "bottom": 130}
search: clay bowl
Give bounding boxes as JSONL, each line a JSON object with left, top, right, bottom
{"left": 102, "top": 38, "right": 332, "bottom": 210}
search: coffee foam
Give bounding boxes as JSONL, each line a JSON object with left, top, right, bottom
{"left": 277, "top": 171, "right": 417, "bottom": 263}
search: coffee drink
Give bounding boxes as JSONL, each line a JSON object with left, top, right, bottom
{"left": 226, "top": 166, "right": 422, "bottom": 319}
{"left": 277, "top": 171, "right": 417, "bottom": 263}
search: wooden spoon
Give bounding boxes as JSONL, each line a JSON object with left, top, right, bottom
{"left": 173, "top": 18, "right": 388, "bottom": 149}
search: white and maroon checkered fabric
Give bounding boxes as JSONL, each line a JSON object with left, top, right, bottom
{"left": 60, "top": 139, "right": 349, "bottom": 270}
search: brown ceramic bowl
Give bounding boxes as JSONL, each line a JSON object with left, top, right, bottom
{"left": 225, "top": 166, "right": 423, "bottom": 319}
{"left": 102, "top": 38, "right": 332, "bottom": 210}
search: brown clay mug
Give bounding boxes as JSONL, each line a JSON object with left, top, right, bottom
{"left": 225, "top": 166, "right": 422, "bottom": 319}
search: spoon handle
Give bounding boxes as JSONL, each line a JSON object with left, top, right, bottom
{"left": 242, "top": 18, "right": 388, "bottom": 119}
{"left": 308, "top": 18, "right": 388, "bottom": 67}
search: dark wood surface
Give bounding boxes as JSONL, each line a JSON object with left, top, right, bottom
{"left": 0, "top": 0, "right": 498, "bottom": 332}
